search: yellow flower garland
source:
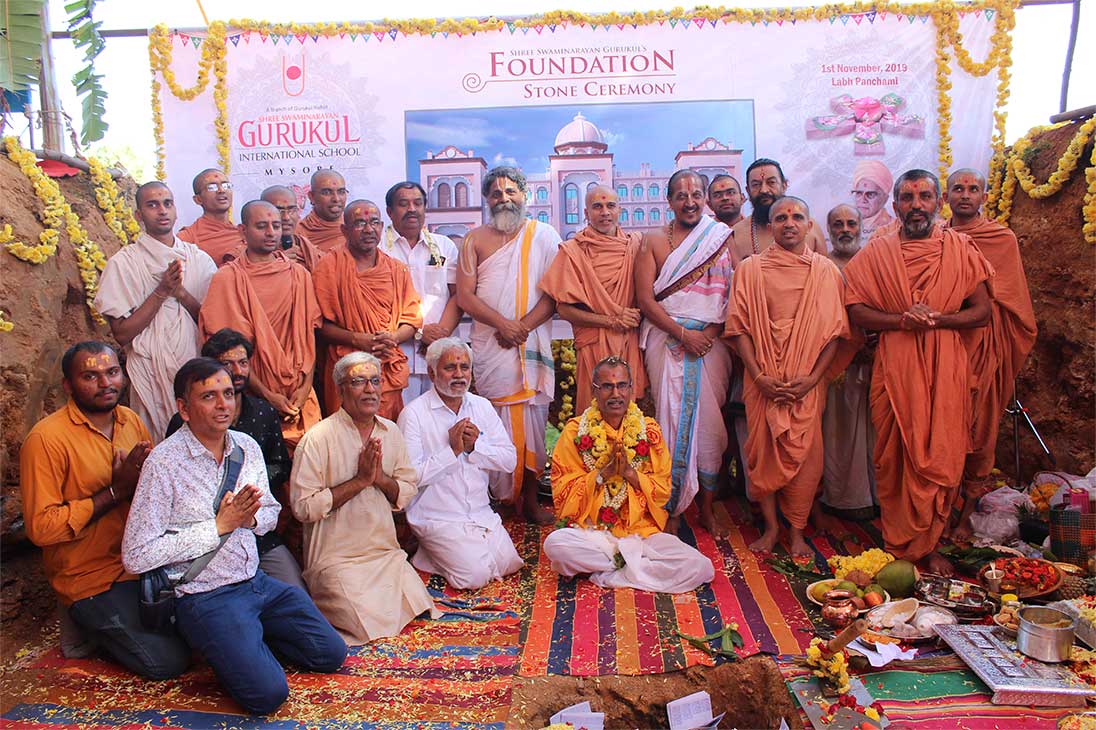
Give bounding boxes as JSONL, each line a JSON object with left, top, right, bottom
{"left": 0, "top": 309, "right": 13, "bottom": 333}
{"left": 3, "top": 136, "right": 109, "bottom": 323}
{"left": 149, "top": 2, "right": 1018, "bottom": 231}
{"left": 806, "top": 637, "right": 851, "bottom": 695}
{"left": 553, "top": 339, "right": 577, "bottom": 428}
{"left": 88, "top": 157, "right": 141, "bottom": 244}
{"left": 989, "top": 116, "right": 1096, "bottom": 234}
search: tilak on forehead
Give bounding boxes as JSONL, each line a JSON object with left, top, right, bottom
{"left": 348, "top": 362, "right": 379, "bottom": 378}
{"left": 84, "top": 353, "right": 114, "bottom": 368}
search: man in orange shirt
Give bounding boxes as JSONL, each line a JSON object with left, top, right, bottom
{"left": 177, "top": 168, "right": 243, "bottom": 266}
{"left": 299, "top": 169, "right": 348, "bottom": 253}
{"left": 313, "top": 199, "right": 422, "bottom": 420}
{"left": 19, "top": 341, "right": 189, "bottom": 678}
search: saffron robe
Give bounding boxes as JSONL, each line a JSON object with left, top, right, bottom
{"left": 544, "top": 414, "right": 713, "bottom": 593}
{"left": 299, "top": 211, "right": 345, "bottom": 254}
{"left": 198, "top": 251, "right": 322, "bottom": 448}
{"left": 467, "top": 220, "right": 560, "bottom": 502}
{"left": 538, "top": 225, "right": 648, "bottom": 411}
{"left": 94, "top": 234, "right": 216, "bottom": 440}
{"left": 950, "top": 216, "right": 1037, "bottom": 489}
{"left": 312, "top": 248, "right": 422, "bottom": 419}
{"left": 177, "top": 215, "right": 243, "bottom": 267}
{"left": 842, "top": 228, "right": 993, "bottom": 560}
{"left": 724, "top": 246, "right": 850, "bottom": 529}
{"left": 640, "top": 215, "right": 734, "bottom": 515}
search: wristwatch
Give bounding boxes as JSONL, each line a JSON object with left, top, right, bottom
{"left": 596, "top": 473, "right": 604, "bottom": 485}
{"left": 414, "top": 329, "right": 424, "bottom": 341}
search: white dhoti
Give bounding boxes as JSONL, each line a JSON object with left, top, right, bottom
{"left": 544, "top": 528, "right": 714, "bottom": 594}
{"left": 412, "top": 521, "right": 523, "bottom": 591}
{"left": 821, "top": 361, "right": 877, "bottom": 511}
{"left": 488, "top": 401, "right": 548, "bottom": 501}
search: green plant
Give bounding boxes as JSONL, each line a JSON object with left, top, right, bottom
{"left": 0, "top": 0, "right": 45, "bottom": 92}
{"left": 65, "top": 0, "right": 107, "bottom": 145}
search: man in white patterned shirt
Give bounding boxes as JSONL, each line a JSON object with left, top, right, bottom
{"left": 383, "top": 181, "right": 463, "bottom": 401}
{"left": 122, "top": 357, "right": 345, "bottom": 715}
{"left": 398, "top": 337, "right": 523, "bottom": 589}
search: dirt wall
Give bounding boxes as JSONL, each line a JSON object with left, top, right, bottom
{"left": 996, "top": 118, "right": 1095, "bottom": 482}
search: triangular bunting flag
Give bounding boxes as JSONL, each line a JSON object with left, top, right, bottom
{"left": 659, "top": 19, "right": 666, "bottom": 26}
{"left": 985, "top": 9, "right": 995, "bottom": 19}
{"left": 229, "top": 35, "right": 240, "bottom": 46}
{"left": 919, "top": 16, "right": 929, "bottom": 23}
{"left": 906, "top": 14, "right": 916, "bottom": 23}
{"left": 829, "top": 16, "right": 837, "bottom": 24}
{"left": 180, "top": 35, "right": 190, "bottom": 46}
{"left": 866, "top": 12, "right": 877, "bottom": 23}
{"left": 762, "top": 20, "right": 770, "bottom": 26}
{"left": 339, "top": 32, "right": 346, "bottom": 39}
{"left": 374, "top": 32, "right": 385, "bottom": 41}
{"left": 444, "top": 31, "right": 451, "bottom": 37}
{"left": 669, "top": 18, "right": 678, "bottom": 27}
{"left": 548, "top": 23, "right": 557, "bottom": 31}
{"left": 349, "top": 32, "right": 358, "bottom": 40}
{"left": 879, "top": 12, "right": 888, "bottom": 21}
{"left": 617, "top": 23, "right": 625, "bottom": 30}
{"left": 310, "top": 34, "right": 320, "bottom": 43}
{"left": 507, "top": 22, "right": 516, "bottom": 33}
{"left": 776, "top": 19, "right": 784, "bottom": 26}
{"left": 534, "top": 24, "right": 543, "bottom": 34}
{"left": 853, "top": 15, "right": 864, "bottom": 25}
{"left": 295, "top": 33, "right": 306, "bottom": 43}
{"left": 192, "top": 36, "right": 202, "bottom": 48}
{"left": 429, "top": 31, "right": 436, "bottom": 37}
{"left": 840, "top": 15, "right": 850, "bottom": 25}
{"left": 693, "top": 18, "right": 705, "bottom": 28}
{"left": 388, "top": 28, "right": 398, "bottom": 39}
{"left": 284, "top": 35, "right": 294, "bottom": 44}
{"left": 520, "top": 27, "right": 528, "bottom": 34}
{"left": 709, "top": 19, "right": 717, "bottom": 27}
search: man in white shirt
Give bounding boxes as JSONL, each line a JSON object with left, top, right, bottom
{"left": 398, "top": 337, "right": 523, "bottom": 590}
{"left": 383, "top": 181, "right": 463, "bottom": 401}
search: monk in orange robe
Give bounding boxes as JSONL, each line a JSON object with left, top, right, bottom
{"left": 260, "top": 184, "right": 321, "bottom": 271}
{"left": 946, "top": 168, "right": 1037, "bottom": 534}
{"left": 199, "top": 200, "right": 322, "bottom": 450}
{"left": 177, "top": 168, "right": 244, "bottom": 266}
{"left": 843, "top": 170, "right": 993, "bottom": 574}
{"left": 299, "top": 170, "right": 348, "bottom": 254}
{"left": 313, "top": 200, "right": 422, "bottom": 420}
{"left": 538, "top": 185, "right": 647, "bottom": 411}
{"left": 725, "top": 197, "right": 851, "bottom": 556}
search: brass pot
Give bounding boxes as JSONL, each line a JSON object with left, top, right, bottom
{"left": 821, "top": 590, "right": 859, "bottom": 629}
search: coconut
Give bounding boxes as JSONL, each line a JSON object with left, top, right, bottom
{"left": 874, "top": 560, "right": 919, "bottom": 598}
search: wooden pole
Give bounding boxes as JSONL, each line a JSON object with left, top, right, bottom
{"left": 1059, "top": 0, "right": 1081, "bottom": 113}
{"left": 36, "top": 5, "right": 65, "bottom": 153}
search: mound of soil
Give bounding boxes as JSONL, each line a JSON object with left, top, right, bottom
{"left": 997, "top": 117, "right": 1095, "bottom": 480}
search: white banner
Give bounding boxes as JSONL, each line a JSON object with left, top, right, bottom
{"left": 157, "top": 9, "right": 1001, "bottom": 239}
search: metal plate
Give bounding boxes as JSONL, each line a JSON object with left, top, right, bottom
{"left": 934, "top": 624, "right": 1095, "bottom": 707}
{"left": 789, "top": 676, "right": 887, "bottom": 730}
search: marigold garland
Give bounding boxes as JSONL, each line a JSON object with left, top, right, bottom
{"left": 3, "top": 136, "right": 109, "bottom": 323}
{"left": 88, "top": 157, "right": 141, "bottom": 244}
{"left": 150, "top": 2, "right": 1019, "bottom": 215}
{"left": 553, "top": 339, "right": 577, "bottom": 428}
{"left": 0, "top": 309, "right": 13, "bottom": 332}
{"left": 574, "top": 400, "right": 651, "bottom": 528}
{"left": 988, "top": 116, "right": 1096, "bottom": 234}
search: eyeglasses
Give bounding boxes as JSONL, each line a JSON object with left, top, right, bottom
{"left": 204, "top": 182, "right": 233, "bottom": 192}
{"left": 850, "top": 189, "right": 881, "bottom": 201}
{"left": 592, "top": 381, "right": 632, "bottom": 393}
{"left": 345, "top": 376, "right": 381, "bottom": 389}
{"left": 350, "top": 219, "right": 383, "bottom": 230}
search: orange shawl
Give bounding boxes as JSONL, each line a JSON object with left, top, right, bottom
{"left": 299, "top": 212, "right": 345, "bottom": 254}
{"left": 537, "top": 226, "right": 647, "bottom": 409}
{"left": 843, "top": 228, "right": 993, "bottom": 560}
{"left": 951, "top": 216, "right": 1037, "bottom": 484}
{"left": 198, "top": 251, "right": 322, "bottom": 444}
{"left": 725, "top": 246, "right": 849, "bottom": 528}
{"left": 177, "top": 215, "right": 243, "bottom": 267}
{"left": 312, "top": 247, "right": 422, "bottom": 418}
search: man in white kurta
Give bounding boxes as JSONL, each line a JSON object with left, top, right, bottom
{"left": 94, "top": 182, "right": 216, "bottom": 440}
{"left": 383, "top": 182, "right": 462, "bottom": 402}
{"left": 636, "top": 171, "right": 734, "bottom": 534}
{"left": 398, "top": 338, "right": 522, "bottom": 590}
{"left": 456, "top": 166, "right": 560, "bottom": 524}
{"left": 290, "top": 352, "right": 435, "bottom": 645}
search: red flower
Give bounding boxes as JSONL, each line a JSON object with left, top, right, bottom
{"left": 634, "top": 440, "right": 650, "bottom": 457}
{"left": 577, "top": 435, "right": 594, "bottom": 451}
{"left": 599, "top": 507, "right": 619, "bottom": 525}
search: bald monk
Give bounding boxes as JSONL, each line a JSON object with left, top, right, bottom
{"left": 313, "top": 199, "right": 422, "bottom": 420}
{"left": 261, "top": 185, "right": 321, "bottom": 271}
{"left": 299, "top": 169, "right": 348, "bottom": 253}
{"left": 843, "top": 169, "right": 993, "bottom": 575}
{"left": 538, "top": 185, "right": 647, "bottom": 411}
{"left": 457, "top": 165, "right": 561, "bottom": 525}
{"left": 946, "top": 168, "right": 1037, "bottom": 537}
{"left": 730, "top": 158, "right": 828, "bottom": 267}
{"left": 851, "top": 160, "right": 895, "bottom": 241}
{"left": 199, "top": 200, "right": 322, "bottom": 450}
{"left": 95, "top": 182, "right": 216, "bottom": 440}
{"left": 725, "top": 197, "right": 850, "bottom": 555}
{"left": 177, "top": 168, "right": 243, "bottom": 266}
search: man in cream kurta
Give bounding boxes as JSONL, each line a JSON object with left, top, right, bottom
{"left": 456, "top": 166, "right": 560, "bottom": 524}
{"left": 290, "top": 352, "right": 434, "bottom": 644}
{"left": 383, "top": 182, "right": 462, "bottom": 402}
{"left": 95, "top": 182, "right": 216, "bottom": 440}
{"left": 398, "top": 338, "right": 522, "bottom": 590}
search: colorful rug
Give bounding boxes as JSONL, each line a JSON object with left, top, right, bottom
{"left": 779, "top": 654, "right": 1076, "bottom": 728}
{"left": 515, "top": 497, "right": 888, "bottom": 676}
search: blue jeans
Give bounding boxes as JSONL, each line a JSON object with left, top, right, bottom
{"left": 174, "top": 570, "right": 346, "bottom": 715}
